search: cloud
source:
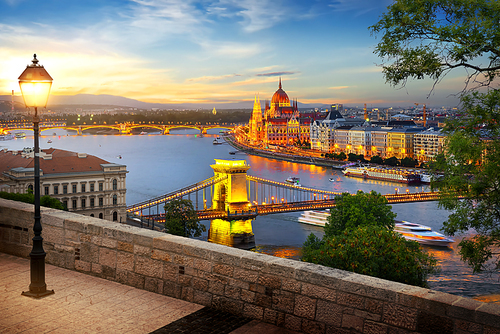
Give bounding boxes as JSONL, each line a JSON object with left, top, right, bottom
{"left": 256, "top": 71, "right": 296, "bottom": 77}
{"left": 328, "top": 86, "right": 350, "bottom": 90}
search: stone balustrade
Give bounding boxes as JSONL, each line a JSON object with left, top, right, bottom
{"left": 1, "top": 198, "right": 499, "bottom": 334}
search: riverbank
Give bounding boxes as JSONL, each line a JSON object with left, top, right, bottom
{"left": 224, "top": 134, "right": 346, "bottom": 168}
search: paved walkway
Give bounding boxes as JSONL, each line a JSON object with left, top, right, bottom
{"left": 0, "top": 253, "right": 299, "bottom": 334}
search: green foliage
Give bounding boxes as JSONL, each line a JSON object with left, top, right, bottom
{"left": 302, "top": 191, "right": 438, "bottom": 287}
{"left": 400, "top": 157, "right": 418, "bottom": 167}
{"left": 370, "top": 155, "right": 384, "bottom": 164}
{"left": 302, "top": 226, "right": 438, "bottom": 288}
{"left": 383, "top": 156, "right": 399, "bottom": 166}
{"left": 370, "top": 0, "right": 500, "bottom": 89}
{"left": 431, "top": 90, "right": 500, "bottom": 273}
{"left": 335, "top": 152, "right": 347, "bottom": 161}
{"left": 325, "top": 191, "right": 396, "bottom": 237}
{"left": 0, "top": 191, "right": 66, "bottom": 210}
{"left": 164, "top": 199, "right": 206, "bottom": 238}
{"left": 347, "top": 153, "right": 365, "bottom": 162}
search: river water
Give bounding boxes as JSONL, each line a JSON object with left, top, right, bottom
{"left": 2, "top": 129, "right": 499, "bottom": 299}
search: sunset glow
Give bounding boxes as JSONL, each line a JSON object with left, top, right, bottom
{"left": 0, "top": 0, "right": 463, "bottom": 107}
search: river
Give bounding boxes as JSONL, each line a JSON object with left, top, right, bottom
{"left": 2, "top": 128, "right": 499, "bottom": 299}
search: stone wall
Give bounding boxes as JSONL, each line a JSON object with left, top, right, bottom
{"left": 1, "top": 198, "right": 499, "bottom": 334}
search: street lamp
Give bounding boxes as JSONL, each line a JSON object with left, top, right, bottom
{"left": 19, "top": 54, "right": 54, "bottom": 298}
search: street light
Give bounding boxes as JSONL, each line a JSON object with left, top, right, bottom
{"left": 19, "top": 54, "right": 54, "bottom": 298}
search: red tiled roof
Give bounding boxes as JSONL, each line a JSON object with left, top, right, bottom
{"left": 0, "top": 148, "right": 111, "bottom": 175}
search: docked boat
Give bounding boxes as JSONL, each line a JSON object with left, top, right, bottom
{"left": 298, "top": 210, "right": 329, "bottom": 227}
{"left": 285, "top": 176, "right": 301, "bottom": 187}
{"left": 394, "top": 221, "right": 454, "bottom": 247}
{"left": 15, "top": 132, "right": 26, "bottom": 138}
{"left": 342, "top": 165, "right": 421, "bottom": 184}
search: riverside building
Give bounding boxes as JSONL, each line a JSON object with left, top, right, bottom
{"left": 248, "top": 79, "right": 316, "bottom": 147}
{"left": 0, "top": 148, "right": 128, "bottom": 222}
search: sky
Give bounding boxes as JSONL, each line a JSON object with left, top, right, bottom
{"left": 0, "top": 0, "right": 466, "bottom": 108}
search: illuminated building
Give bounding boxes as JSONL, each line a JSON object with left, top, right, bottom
{"left": 0, "top": 148, "right": 128, "bottom": 222}
{"left": 413, "top": 127, "right": 445, "bottom": 162}
{"left": 248, "top": 79, "right": 313, "bottom": 147}
{"left": 386, "top": 127, "right": 425, "bottom": 159}
{"left": 310, "top": 105, "right": 364, "bottom": 152}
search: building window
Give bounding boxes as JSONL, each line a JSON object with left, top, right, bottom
{"left": 63, "top": 185, "right": 68, "bottom": 194}
{"left": 113, "top": 195, "right": 117, "bottom": 205}
{"left": 72, "top": 199, "right": 77, "bottom": 209}
{"left": 72, "top": 184, "right": 77, "bottom": 193}
{"left": 54, "top": 185, "right": 59, "bottom": 195}
{"left": 81, "top": 198, "right": 86, "bottom": 208}
{"left": 90, "top": 198, "right": 95, "bottom": 207}
{"left": 113, "top": 211, "right": 118, "bottom": 221}
{"left": 44, "top": 186, "right": 49, "bottom": 195}
{"left": 99, "top": 198, "right": 103, "bottom": 207}
{"left": 27, "top": 184, "right": 33, "bottom": 193}
{"left": 90, "top": 183, "right": 94, "bottom": 192}
{"left": 99, "top": 183, "right": 103, "bottom": 192}
{"left": 81, "top": 184, "right": 86, "bottom": 193}
{"left": 112, "top": 179, "right": 117, "bottom": 190}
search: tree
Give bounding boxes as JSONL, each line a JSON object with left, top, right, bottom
{"left": 370, "top": 0, "right": 500, "bottom": 90}
{"left": 302, "top": 191, "right": 438, "bottom": 287}
{"left": 432, "top": 90, "right": 500, "bottom": 272}
{"left": 0, "top": 191, "right": 66, "bottom": 210}
{"left": 371, "top": 0, "right": 500, "bottom": 273}
{"left": 325, "top": 191, "right": 396, "bottom": 236}
{"left": 302, "top": 226, "right": 438, "bottom": 288}
{"left": 383, "top": 156, "right": 399, "bottom": 166}
{"left": 370, "top": 155, "right": 383, "bottom": 164}
{"left": 164, "top": 199, "right": 206, "bottom": 238}
{"left": 400, "top": 157, "right": 418, "bottom": 167}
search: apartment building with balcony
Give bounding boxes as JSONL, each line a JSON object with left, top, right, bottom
{"left": 413, "top": 127, "right": 446, "bottom": 162}
{"left": 0, "top": 148, "right": 128, "bottom": 222}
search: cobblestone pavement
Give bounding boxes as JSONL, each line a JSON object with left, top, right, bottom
{"left": 0, "top": 253, "right": 300, "bottom": 333}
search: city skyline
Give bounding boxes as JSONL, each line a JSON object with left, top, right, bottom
{"left": 0, "top": 0, "right": 466, "bottom": 108}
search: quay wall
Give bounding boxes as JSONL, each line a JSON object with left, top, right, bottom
{"left": 1, "top": 198, "right": 499, "bottom": 334}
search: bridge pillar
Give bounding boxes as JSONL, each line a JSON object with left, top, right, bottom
{"left": 78, "top": 126, "right": 82, "bottom": 136}
{"left": 209, "top": 159, "right": 255, "bottom": 249}
{"left": 119, "top": 123, "right": 131, "bottom": 135}
{"left": 201, "top": 127, "right": 207, "bottom": 135}
{"left": 210, "top": 159, "right": 251, "bottom": 212}
{"left": 162, "top": 126, "right": 169, "bottom": 135}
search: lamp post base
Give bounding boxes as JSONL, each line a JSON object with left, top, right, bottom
{"left": 21, "top": 288, "right": 55, "bottom": 299}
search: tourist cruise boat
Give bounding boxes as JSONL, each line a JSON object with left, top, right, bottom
{"left": 15, "top": 132, "right": 26, "bottom": 138}
{"left": 342, "top": 165, "right": 421, "bottom": 184}
{"left": 285, "top": 176, "right": 301, "bottom": 187}
{"left": 298, "top": 212, "right": 453, "bottom": 247}
{"left": 394, "top": 221, "right": 454, "bottom": 247}
{"left": 298, "top": 210, "right": 329, "bottom": 227}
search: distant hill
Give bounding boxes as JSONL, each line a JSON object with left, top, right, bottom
{"left": 0, "top": 94, "right": 327, "bottom": 110}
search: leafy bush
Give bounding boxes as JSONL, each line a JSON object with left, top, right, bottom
{"left": 164, "top": 198, "right": 206, "bottom": 237}
{"left": 0, "top": 191, "right": 66, "bottom": 210}
{"left": 302, "top": 226, "right": 438, "bottom": 287}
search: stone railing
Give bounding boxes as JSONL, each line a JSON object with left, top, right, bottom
{"left": 1, "top": 198, "right": 499, "bottom": 333}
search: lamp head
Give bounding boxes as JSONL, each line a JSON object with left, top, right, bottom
{"left": 18, "top": 54, "right": 53, "bottom": 108}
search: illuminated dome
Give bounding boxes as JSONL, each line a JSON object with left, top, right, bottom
{"left": 271, "top": 78, "right": 290, "bottom": 106}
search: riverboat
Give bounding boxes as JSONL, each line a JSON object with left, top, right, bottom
{"left": 297, "top": 212, "right": 454, "bottom": 247}
{"left": 298, "top": 210, "right": 329, "bottom": 227}
{"left": 213, "top": 137, "right": 223, "bottom": 145}
{"left": 15, "top": 132, "right": 26, "bottom": 138}
{"left": 342, "top": 166, "right": 421, "bottom": 184}
{"left": 0, "top": 133, "right": 14, "bottom": 141}
{"left": 285, "top": 176, "right": 301, "bottom": 187}
{"left": 394, "top": 221, "right": 454, "bottom": 247}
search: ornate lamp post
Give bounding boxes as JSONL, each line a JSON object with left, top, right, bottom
{"left": 19, "top": 54, "right": 54, "bottom": 298}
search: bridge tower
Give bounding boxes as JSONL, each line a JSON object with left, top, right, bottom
{"left": 208, "top": 159, "right": 255, "bottom": 249}
{"left": 210, "top": 159, "right": 251, "bottom": 212}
